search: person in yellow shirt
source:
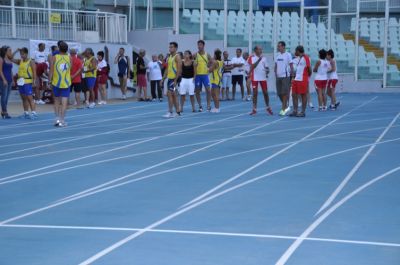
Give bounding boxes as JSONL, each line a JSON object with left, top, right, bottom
{"left": 193, "top": 40, "right": 212, "bottom": 112}
{"left": 12, "top": 47, "right": 37, "bottom": 119}
{"left": 160, "top": 42, "right": 181, "bottom": 118}
{"left": 209, "top": 49, "right": 223, "bottom": 113}
{"left": 83, "top": 48, "right": 97, "bottom": 108}
{"left": 48, "top": 41, "right": 71, "bottom": 127}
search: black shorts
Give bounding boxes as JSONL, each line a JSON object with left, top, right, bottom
{"left": 71, "top": 82, "right": 83, "bottom": 93}
{"left": 231, "top": 75, "right": 244, "bottom": 86}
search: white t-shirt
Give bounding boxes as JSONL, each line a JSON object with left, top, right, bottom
{"left": 97, "top": 59, "right": 108, "bottom": 70}
{"left": 222, "top": 59, "right": 233, "bottom": 77}
{"left": 275, "top": 52, "right": 292, "bottom": 78}
{"left": 231, "top": 56, "right": 246, "bottom": 76}
{"left": 33, "top": 51, "right": 47, "bottom": 64}
{"left": 147, "top": 61, "right": 162, "bottom": 81}
{"left": 248, "top": 55, "right": 269, "bottom": 81}
{"left": 293, "top": 55, "right": 311, "bottom": 82}
{"left": 328, "top": 59, "right": 339, "bottom": 80}
{"left": 315, "top": 59, "right": 330, "bottom": 80}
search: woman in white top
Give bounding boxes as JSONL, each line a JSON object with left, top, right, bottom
{"left": 313, "top": 49, "right": 329, "bottom": 111}
{"left": 147, "top": 54, "right": 163, "bottom": 101}
{"left": 327, "top": 49, "right": 340, "bottom": 110}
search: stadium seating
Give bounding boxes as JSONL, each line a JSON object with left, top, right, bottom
{"left": 180, "top": 9, "right": 399, "bottom": 80}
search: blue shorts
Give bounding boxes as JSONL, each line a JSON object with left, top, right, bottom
{"left": 53, "top": 86, "right": 71, "bottom": 98}
{"left": 18, "top": 84, "right": 33, "bottom": 96}
{"left": 167, "top": 79, "right": 177, "bottom": 92}
{"left": 84, "top": 77, "right": 96, "bottom": 90}
{"left": 211, "top": 83, "right": 220, "bottom": 89}
{"left": 195, "top": 75, "right": 210, "bottom": 90}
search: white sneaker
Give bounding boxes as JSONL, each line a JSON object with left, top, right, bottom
{"left": 246, "top": 95, "right": 252, "bottom": 101}
{"left": 211, "top": 108, "right": 220, "bottom": 113}
{"left": 308, "top": 102, "right": 314, "bottom": 109}
{"left": 98, "top": 101, "right": 103, "bottom": 105}
{"left": 284, "top": 106, "right": 291, "bottom": 115}
{"left": 122, "top": 95, "right": 127, "bottom": 100}
{"left": 102, "top": 101, "right": 107, "bottom": 105}
{"left": 163, "top": 112, "right": 174, "bottom": 118}
{"left": 88, "top": 103, "right": 95, "bottom": 109}
{"left": 38, "top": 99, "right": 46, "bottom": 105}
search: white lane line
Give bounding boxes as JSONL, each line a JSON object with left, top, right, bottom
{"left": 1, "top": 123, "right": 392, "bottom": 192}
{"left": 0, "top": 121, "right": 216, "bottom": 163}
{"left": 76, "top": 144, "right": 400, "bottom": 265}
{"left": 181, "top": 96, "right": 378, "bottom": 208}
{"left": 1, "top": 224, "right": 399, "bottom": 248}
{"left": 315, "top": 112, "right": 400, "bottom": 216}
{"left": 0, "top": 102, "right": 158, "bottom": 130}
{"left": 57, "top": 117, "right": 286, "bottom": 202}
{"left": 2, "top": 133, "right": 397, "bottom": 231}
{"left": 0, "top": 102, "right": 245, "bottom": 157}
{"left": 0, "top": 112, "right": 167, "bottom": 157}
{"left": 275, "top": 165, "right": 400, "bottom": 265}
{"left": 0, "top": 109, "right": 246, "bottom": 183}
{"left": 0, "top": 108, "right": 164, "bottom": 140}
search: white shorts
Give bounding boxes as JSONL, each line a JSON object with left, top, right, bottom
{"left": 179, "top": 78, "right": 195, "bottom": 95}
{"left": 222, "top": 74, "right": 231, "bottom": 89}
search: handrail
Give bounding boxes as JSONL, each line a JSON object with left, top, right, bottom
{"left": 0, "top": 5, "right": 127, "bottom": 18}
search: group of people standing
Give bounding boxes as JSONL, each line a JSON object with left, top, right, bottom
{"left": 0, "top": 41, "right": 111, "bottom": 125}
{"left": 154, "top": 39, "right": 340, "bottom": 118}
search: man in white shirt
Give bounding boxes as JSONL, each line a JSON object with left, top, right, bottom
{"left": 248, "top": 45, "right": 272, "bottom": 115}
{"left": 230, "top": 48, "right": 246, "bottom": 101}
{"left": 147, "top": 54, "right": 163, "bottom": 101}
{"left": 32, "top": 42, "right": 48, "bottom": 104}
{"left": 221, "top": 51, "right": 233, "bottom": 101}
{"left": 274, "top": 41, "right": 292, "bottom": 116}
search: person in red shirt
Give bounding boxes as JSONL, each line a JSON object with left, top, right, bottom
{"left": 289, "top": 45, "right": 311, "bottom": 117}
{"left": 69, "top": 48, "right": 83, "bottom": 109}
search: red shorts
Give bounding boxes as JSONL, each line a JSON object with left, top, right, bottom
{"left": 97, "top": 74, "right": 108, "bottom": 85}
{"left": 251, "top": 80, "right": 267, "bottom": 92}
{"left": 315, "top": 80, "right": 327, "bottom": 90}
{"left": 292, "top": 80, "right": 308, "bottom": 95}
{"left": 137, "top": 74, "right": 147, "bottom": 87}
{"left": 36, "top": 63, "right": 48, "bottom": 76}
{"left": 328, "top": 79, "right": 338, "bottom": 89}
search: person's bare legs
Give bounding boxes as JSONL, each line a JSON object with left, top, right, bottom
{"left": 27, "top": 95, "right": 36, "bottom": 112}
{"left": 206, "top": 87, "right": 211, "bottom": 110}
{"left": 172, "top": 91, "right": 180, "bottom": 113}
{"left": 212, "top": 88, "right": 220, "bottom": 109}
{"left": 100, "top": 84, "right": 107, "bottom": 103}
{"left": 180, "top": 94, "right": 186, "bottom": 111}
{"left": 252, "top": 88, "right": 258, "bottom": 110}
{"left": 240, "top": 83, "right": 245, "bottom": 99}
{"left": 262, "top": 89, "right": 270, "bottom": 108}
{"left": 53, "top": 97, "right": 61, "bottom": 120}
{"left": 190, "top": 95, "right": 195, "bottom": 111}
{"left": 75, "top": 90, "right": 81, "bottom": 108}
{"left": 60, "top": 97, "right": 68, "bottom": 123}
{"left": 301, "top": 93, "right": 307, "bottom": 114}
{"left": 292, "top": 93, "right": 299, "bottom": 113}
{"left": 195, "top": 89, "right": 202, "bottom": 109}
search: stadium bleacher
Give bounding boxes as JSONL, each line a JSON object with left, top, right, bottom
{"left": 181, "top": 9, "right": 400, "bottom": 83}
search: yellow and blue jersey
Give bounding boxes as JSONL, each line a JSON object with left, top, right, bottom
{"left": 195, "top": 52, "right": 209, "bottom": 75}
{"left": 210, "top": 60, "right": 223, "bottom": 87}
{"left": 167, "top": 54, "right": 177, "bottom": 79}
{"left": 51, "top": 54, "right": 71, "bottom": 89}
{"left": 18, "top": 59, "right": 33, "bottom": 84}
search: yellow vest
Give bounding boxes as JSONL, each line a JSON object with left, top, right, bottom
{"left": 18, "top": 59, "right": 33, "bottom": 84}
{"left": 51, "top": 54, "right": 71, "bottom": 89}
{"left": 84, "top": 56, "right": 96, "bottom": 78}
{"left": 195, "top": 52, "right": 209, "bottom": 75}
{"left": 167, "top": 54, "right": 177, "bottom": 79}
{"left": 210, "top": 60, "right": 223, "bottom": 86}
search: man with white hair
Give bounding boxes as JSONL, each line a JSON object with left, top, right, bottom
{"left": 136, "top": 49, "right": 148, "bottom": 101}
{"left": 147, "top": 54, "right": 163, "bottom": 101}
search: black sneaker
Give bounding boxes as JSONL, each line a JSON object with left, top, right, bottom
{"left": 296, "top": 112, "right": 306, "bottom": 117}
{"left": 199, "top": 106, "right": 203, "bottom": 112}
{"left": 335, "top": 101, "right": 340, "bottom": 108}
{"left": 288, "top": 111, "right": 298, "bottom": 117}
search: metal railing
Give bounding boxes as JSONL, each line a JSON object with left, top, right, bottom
{"left": 0, "top": 5, "right": 127, "bottom": 43}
